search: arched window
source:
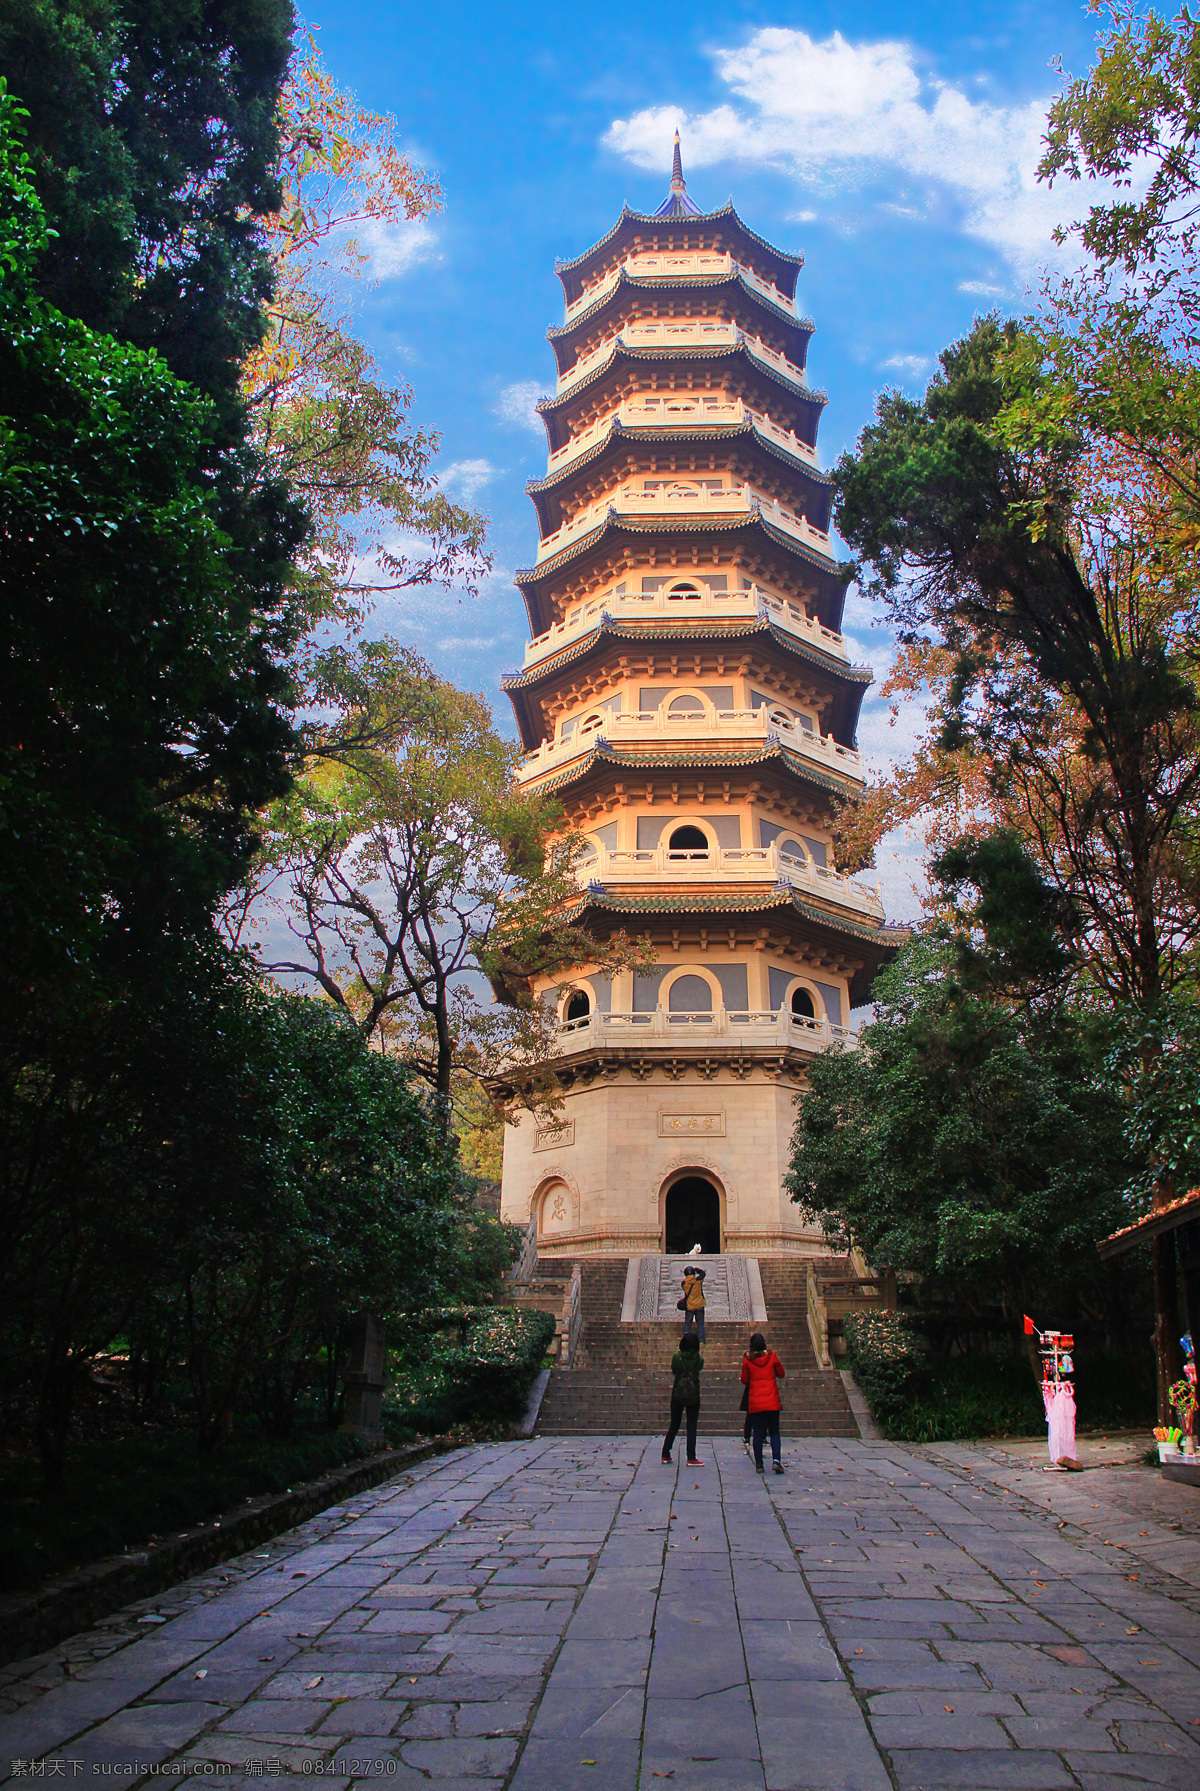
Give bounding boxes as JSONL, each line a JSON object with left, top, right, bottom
{"left": 665, "top": 580, "right": 702, "bottom": 601}
{"left": 791, "top": 986, "right": 816, "bottom": 1020}
{"left": 564, "top": 990, "right": 591, "bottom": 1023}
{"left": 667, "top": 692, "right": 705, "bottom": 717}
{"left": 777, "top": 836, "right": 808, "bottom": 866}
{"left": 668, "top": 974, "right": 713, "bottom": 1014}
{"left": 578, "top": 710, "right": 605, "bottom": 736}
{"left": 668, "top": 824, "right": 709, "bottom": 854}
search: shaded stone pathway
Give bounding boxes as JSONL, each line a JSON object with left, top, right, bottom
{"left": 2, "top": 1436, "right": 1199, "bottom": 1789}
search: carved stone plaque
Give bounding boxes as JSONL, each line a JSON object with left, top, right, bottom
{"left": 534, "top": 1119, "right": 574, "bottom": 1152}
{"left": 657, "top": 1109, "right": 726, "bottom": 1137}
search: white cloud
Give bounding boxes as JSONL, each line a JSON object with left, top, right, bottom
{"left": 440, "top": 458, "right": 496, "bottom": 500}
{"left": 356, "top": 217, "right": 440, "bottom": 280}
{"left": 958, "top": 279, "right": 1007, "bottom": 295}
{"left": 494, "top": 380, "right": 544, "bottom": 433}
{"left": 604, "top": 27, "right": 1122, "bottom": 278}
{"left": 880, "top": 353, "right": 932, "bottom": 377}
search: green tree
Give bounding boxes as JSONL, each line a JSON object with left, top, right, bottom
{"left": 0, "top": 85, "right": 298, "bottom": 1004}
{"left": 224, "top": 643, "right": 649, "bottom": 1125}
{"left": 786, "top": 935, "right": 1135, "bottom": 1368}
{"left": 0, "top": 0, "right": 296, "bottom": 424}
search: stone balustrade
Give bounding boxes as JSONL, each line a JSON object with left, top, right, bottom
{"left": 555, "top": 322, "right": 807, "bottom": 394}
{"left": 572, "top": 841, "right": 883, "bottom": 918}
{"left": 562, "top": 251, "right": 794, "bottom": 323}
{"left": 543, "top": 397, "right": 818, "bottom": 474}
{"left": 516, "top": 704, "right": 865, "bottom": 785}
{"left": 554, "top": 1005, "right": 859, "bottom": 1054}
{"left": 534, "top": 480, "right": 831, "bottom": 562}
{"left": 519, "top": 584, "right": 847, "bottom": 667}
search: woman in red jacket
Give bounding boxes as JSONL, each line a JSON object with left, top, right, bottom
{"left": 740, "top": 1331, "right": 785, "bottom": 1474}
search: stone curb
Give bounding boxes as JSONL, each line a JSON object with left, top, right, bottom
{"left": 0, "top": 1439, "right": 448, "bottom": 1670}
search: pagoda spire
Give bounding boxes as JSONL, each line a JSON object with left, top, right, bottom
{"left": 652, "top": 129, "right": 702, "bottom": 218}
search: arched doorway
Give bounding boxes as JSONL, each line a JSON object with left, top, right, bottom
{"left": 664, "top": 1176, "right": 722, "bottom": 1254}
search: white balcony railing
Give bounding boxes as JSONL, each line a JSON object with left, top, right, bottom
{"left": 563, "top": 252, "right": 794, "bottom": 323}
{"left": 572, "top": 842, "right": 883, "bottom": 918}
{"left": 543, "top": 398, "right": 818, "bottom": 475}
{"left": 554, "top": 1006, "right": 858, "bottom": 1055}
{"left": 520, "top": 585, "right": 848, "bottom": 668}
{"left": 535, "top": 480, "right": 831, "bottom": 563}
{"left": 516, "top": 705, "right": 865, "bottom": 785}
{"left": 555, "top": 324, "right": 807, "bottom": 395}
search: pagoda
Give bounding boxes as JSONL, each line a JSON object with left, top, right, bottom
{"left": 496, "top": 138, "right": 899, "bottom": 1258}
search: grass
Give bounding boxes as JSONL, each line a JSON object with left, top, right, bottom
{"left": 0, "top": 1426, "right": 380, "bottom": 1594}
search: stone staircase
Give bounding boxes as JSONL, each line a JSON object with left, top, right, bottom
{"left": 535, "top": 1257, "right": 858, "bottom": 1437}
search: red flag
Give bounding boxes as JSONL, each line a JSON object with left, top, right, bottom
{"left": 1023, "top": 1315, "right": 1035, "bottom": 1335}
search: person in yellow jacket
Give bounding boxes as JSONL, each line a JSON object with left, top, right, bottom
{"left": 680, "top": 1265, "right": 707, "bottom": 1344}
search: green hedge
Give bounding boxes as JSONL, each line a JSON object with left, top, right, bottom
{"left": 842, "top": 1311, "right": 927, "bottom": 1424}
{"left": 385, "top": 1307, "right": 555, "bottom": 1437}
{"left": 0, "top": 1427, "right": 377, "bottom": 1593}
{"left": 843, "top": 1313, "right": 1154, "bottom": 1441}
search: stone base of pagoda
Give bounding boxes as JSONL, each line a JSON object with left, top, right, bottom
{"left": 498, "top": 1066, "right": 829, "bottom": 1258}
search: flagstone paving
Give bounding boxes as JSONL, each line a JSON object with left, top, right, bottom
{"left": 2, "top": 1435, "right": 1199, "bottom": 1790}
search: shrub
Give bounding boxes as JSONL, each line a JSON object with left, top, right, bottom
{"left": 385, "top": 1307, "right": 555, "bottom": 1436}
{"left": 842, "top": 1310, "right": 927, "bottom": 1423}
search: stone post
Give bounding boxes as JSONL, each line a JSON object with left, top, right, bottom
{"left": 341, "top": 1311, "right": 386, "bottom": 1437}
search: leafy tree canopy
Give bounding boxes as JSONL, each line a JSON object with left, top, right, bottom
{"left": 786, "top": 936, "right": 1135, "bottom": 1334}
{"left": 0, "top": 84, "right": 299, "bottom": 1001}
{"left": 0, "top": 0, "right": 296, "bottom": 427}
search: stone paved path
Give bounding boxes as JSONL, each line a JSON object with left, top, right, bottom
{"left": 2, "top": 1436, "right": 1199, "bottom": 1790}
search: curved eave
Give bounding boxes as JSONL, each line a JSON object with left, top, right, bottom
{"left": 547, "top": 267, "right": 815, "bottom": 375}
{"left": 536, "top": 342, "right": 827, "bottom": 452}
{"left": 574, "top": 893, "right": 908, "bottom": 1007}
{"left": 525, "top": 419, "right": 834, "bottom": 537}
{"left": 515, "top": 510, "right": 849, "bottom": 636}
{"left": 555, "top": 202, "right": 802, "bottom": 305}
{"left": 501, "top": 616, "right": 872, "bottom": 751}
{"left": 517, "top": 738, "right": 864, "bottom": 804}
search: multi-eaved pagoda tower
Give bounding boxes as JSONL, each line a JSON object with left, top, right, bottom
{"left": 498, "top": 139, "right": 898, "bottom": 1259}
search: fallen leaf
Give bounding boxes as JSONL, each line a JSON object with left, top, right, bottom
{"left": 1125, "top": 1626, "right": 1141, "bottom": 1635}
{"left": 258, "top": 1657, "right": 275, "bottom": 1664}
{"left": 194, "top": 1670, "right": 208, "bottom": 1680}
{"left": 582, "top": 1761, "right": 596, "bottom": 1768}
{"left": 944, "top": 1705, "right": 954, "bottom": 1713}
{"left": 408, "top": 1677, "right": 418, "bottom": 1684}
{"left": 854, "top": 1648, "right": 863, "bottom": 1655}
{"left": 304, "top": 1675, "right": 324, "bottom": 1689}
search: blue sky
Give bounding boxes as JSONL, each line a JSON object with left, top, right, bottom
{"left": 309, "top": 0, "right": 1110, "bottom": 920}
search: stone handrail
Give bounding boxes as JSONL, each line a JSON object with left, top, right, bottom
{"left": 571, "top": 842, "right": 883, "bottom": 917}
{"left": 520, "top": 585, "right": 847, "bottom": 668}
{"left": 563, "top": 252, "right": 793, "bottom": 324}
{"left": 563, "top": 1263, "right": 584, "bottom": 1367}
{"left": 554, "top": 1007, "right": 858, "bottom": 1054}
{"left": 517, "top": 706, "right": 864, "bottom": 784}
{"left": 554, "top": 324, "right": 808, "bottom": 395}
{"left": 535, "top": 481, "right": 831, "bottom": 562}
{"left": 807, "top": 1263, "right": 833, "bottom": 1370}
{"left": 509, "top": 1214, "right": 538, "bottom": 1284}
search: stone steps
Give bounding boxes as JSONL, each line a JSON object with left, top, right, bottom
{"left": 536, "top": 1255, "right": 858, "bottom": 1437}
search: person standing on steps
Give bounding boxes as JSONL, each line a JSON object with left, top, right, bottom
{"left": 679, "top": 1264, "right": 706, "bottom": 1344}
{"left": 662, "top": 1332, "right": 704, "bottom": 1466}
{"left": 741, "top": 1331, "right": 785, "bottom": 1473}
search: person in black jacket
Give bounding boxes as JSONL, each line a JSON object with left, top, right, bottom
{"left": 662, "top": 1333, "right": 704, "bottom": 1466}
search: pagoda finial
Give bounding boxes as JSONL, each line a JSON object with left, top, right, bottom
{"left": 651, "top": 129, "right": 702, "bottom": 217}
{"left": 671, "top": 129, "right": 685, "bottom": 193}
